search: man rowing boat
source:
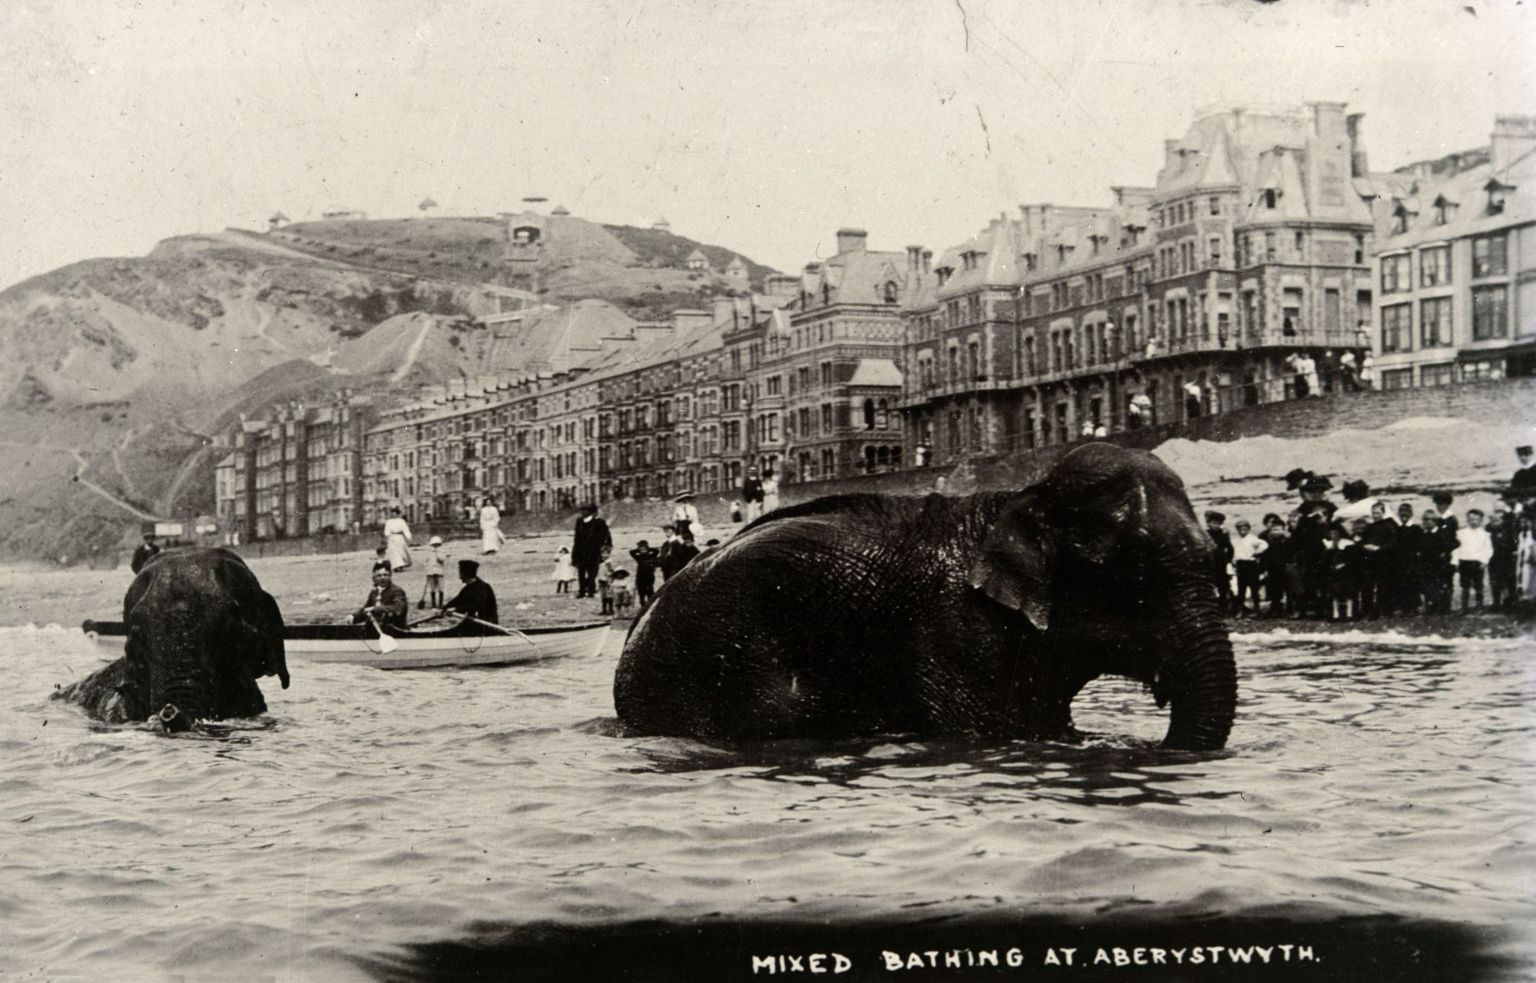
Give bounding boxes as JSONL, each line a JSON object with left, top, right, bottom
{"left": 443, "top": 559, "right": 499, "bottom": 625}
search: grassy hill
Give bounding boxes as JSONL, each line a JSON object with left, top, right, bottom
{"left": 0, "top": 211, "right": 779, "bottom": 565}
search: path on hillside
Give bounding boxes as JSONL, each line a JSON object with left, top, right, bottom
{"left": 0, "top": 440, "right": 159, "bottom": 522}
{"left": 390, "top": 315, "right": 437, "bottom": 383}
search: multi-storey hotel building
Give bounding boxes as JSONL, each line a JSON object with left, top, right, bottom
{"left": 1372, "top": 116, "right": 1536, "bottom": 388}
{"left": 220, "top": 103, "right": 1531, "bottom": 535}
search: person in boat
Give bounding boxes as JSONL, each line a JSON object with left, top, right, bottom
{"left": 130, "top": 531, "right": 161, "bottom": 574}
{"left": 444, "top": 559, "right": 499, "bottom": 626}
{"left": 353, "top": 565, "right": 409, "bottom": 629}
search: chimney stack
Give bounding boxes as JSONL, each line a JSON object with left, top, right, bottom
{"left": 1491, "top": 115, "right": 1536, "bottom": 174}
{"left": 906, "top": 245, "right": 924, "bottom": 274}
{"left": 835, "top": 228, "right": 868, "bottom": 254}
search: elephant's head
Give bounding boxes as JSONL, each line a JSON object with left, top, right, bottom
{"left": 117, "top": 549, "right": 289, "bottom": 732}
{"left": 970, "top": 443, "right": 1236, "bottom": 750}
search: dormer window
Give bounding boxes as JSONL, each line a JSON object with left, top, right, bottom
{"left": 1022, "top": 252, "right": 1037, "bottom": 272}
{"left": 1432, "top": 195, "right": 1457, "bottom": 226}
{"left": 1261, "top": 189, "right": 1279, "bottom": 210}
{"left": 1486, "top": 178, "right": 1513, "bottom": 214}
{"left": 1391, "top": 202, "right": 1412, "bottom": 235}
{"left": 936, "top": 267, "right": 952, "bottom": 287}
{"left": 882, "top": 280, "right": 898, "bottom": 303}
{"left": 1089, "top": 234, "right": 1107, "bottom": 256}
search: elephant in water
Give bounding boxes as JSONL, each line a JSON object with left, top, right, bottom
{"left": 57, "top": 548, "right": 289, "bottom": 732}
{"left": 614, "top": 444, "right": 1236, "bottom": 751}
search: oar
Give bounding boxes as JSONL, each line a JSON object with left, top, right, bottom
{"left": 366, "top": 613, "right": 400, "bottom": 654}
{"left": 458, "top": 614, "right": 536, "bottom": 648}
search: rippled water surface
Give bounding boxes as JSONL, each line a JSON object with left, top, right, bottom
{"left": 2, "top": 624, "right": 1532, "bottom": 980}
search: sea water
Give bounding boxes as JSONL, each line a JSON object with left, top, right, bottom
{"left": 1, "top": 624, "right": 1531, "bottom": 980}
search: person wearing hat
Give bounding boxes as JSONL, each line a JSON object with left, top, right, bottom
{"left": 353, "top": 564, "right": 409, "bottom": 629}
{"left": 657, "top": 523, "right": 700, "bottom": 583}
{"left": 478, "top": 497, "right": 507, "bottom": 555}
{"left": 424, "top": 535, "right": 448, "bottom": 609}
{"left": 571, "top": 503, "right": 612, "bottom": 599}
{"left": 742, "top": 467, "right": 765, "bottom": 522}
{"left": 672, "top": 491, "right": 703, "bottom": 544}
{"left": 130, "top": 531, "right": 162, "bottom": 575}
{"left": 1510, "top": 445, "right": 1536, "bottom": 504}
{"left": 444, "top": 559, "right": 498, "bottom": 626}
{"left": 1203, "top": 511, "right": 1234, "bottom": 610}
{"left": 1293, "top": 475, "right": 1336, "bottom": 618}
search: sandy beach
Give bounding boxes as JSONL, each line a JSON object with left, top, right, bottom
{"left": 8, "top": 512, "right": 1529, "bottom": 640}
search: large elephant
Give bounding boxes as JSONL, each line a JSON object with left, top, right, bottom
{"left": 614, "top": 444, "right": 1236, "bottom": 750}
{"left": 57, "top": 548, "right": 289, "bottom": 732}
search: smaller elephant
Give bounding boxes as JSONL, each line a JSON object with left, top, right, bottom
{"left": 57, "top": 548, "right": 289, "bottom": 732}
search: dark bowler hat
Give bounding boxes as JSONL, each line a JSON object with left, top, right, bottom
{"left": 580, "top": 502, "right": 598, "bottom": 513}
{"left": 1283, "top": 468, "right": 1312, "bottom": 490}
{"left": 458, "top": 559, "right": 480, "bottom": 576}
{"left": 1518, "top": 445, "right": 1533, "bottom": 455}
{"left": 1301, "top": 474, "right": 1334, "bottom": 492}
{"left": 1204, "top": 510, "right": 1226, "bottom": 523}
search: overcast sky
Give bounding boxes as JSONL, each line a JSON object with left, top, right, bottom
{"left": 1, "top": 0, "right": 1530, "bottom": 291}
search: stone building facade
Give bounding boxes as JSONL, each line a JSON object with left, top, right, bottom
{"left": 1001, "top": 102, "right": 1377, "bottom": 449}
{"left": 220, "top": 394, "right": 371, "bottom": 541}
{"left": 1371, "top": 115, "right": 1536, "bottom": 389}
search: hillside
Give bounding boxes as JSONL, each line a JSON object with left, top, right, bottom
{"left": 272, "top": 213, "right": 778, "bottom": 320}
{"left": 0, "top": 213, "right": 779, "bottom": 565}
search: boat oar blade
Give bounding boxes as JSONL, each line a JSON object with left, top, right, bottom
{"left": 367, "top": 614, "right": 400, "bottom": 654}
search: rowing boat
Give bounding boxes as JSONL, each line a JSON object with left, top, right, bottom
{"left": 80, "top": 617, "right": 613, "bottom": 670}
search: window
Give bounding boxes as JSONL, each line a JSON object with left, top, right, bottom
{"left": 1461, "top": 358, "right": 1505, "bottom": 382}
{"left": 1209, "top": 196, "right": 1221, "bottom": 216}
{"left": 1262, "top": 189, "right": 1278, "bottom": 209}
{"left": 1420, "top": 362, "right": 1455, "bottom": 387}
{"left": 883, "top": 281, "right": 898, "bottom": 303}
{"left": 968, "top": 340, "right": 981, "bottom": 379}
{"left": 1378, "top": 302, "right": 1413, "bottom": 353}
{"left": 1380, "top": 368, "right": 1413, "bottom": 391}
{"left": 1282, "top": 288, "right": 1303, "bottom": 336}
{"left": 1472, "top": 286, "right": 1508, "bottom": 340}
{"left": 1208, "top": 235, "right": 1222, "bottom": 266}
{"left": 820, "top": 404, "right": 832, "bottom": 432}
{"left": 1472, "top": 234, "right": 1507, "bottom": 278}
{"left": 1381, "top": 254, "right": 1411, "bottom": 293}
{"left": 1420, "top": 297, "right": 1452, "bottom": 347}
{"left": 1353, "top": 235, "right": 1366, "bottom": 265}
{"left": 1420, "top": 245, "right": 1451, "bottom": 287}
{"left": 819, "top": 361, "right": 833, "bottom": 386}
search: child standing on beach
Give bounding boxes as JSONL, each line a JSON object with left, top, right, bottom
{"left": 597, "top": 547, "right": 617, "bottom": 615}
{"left": 424, "top": 536, "right": 448, "bottom": 609}
{"left": 551, "top": 546, "right": 575, "bottom": 594}
{"left": 1454, "top": 508, "right": 1492, "bottom": 612}
{"left": 1231, "top": 519, "right": 1267, "bottom": 616}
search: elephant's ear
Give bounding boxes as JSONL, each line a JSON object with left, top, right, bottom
{"left": 968, "top": 496, "right": 1055, "bottom": 631}
{"left": 241, "top": 590, "right": 290, "bottom": 690}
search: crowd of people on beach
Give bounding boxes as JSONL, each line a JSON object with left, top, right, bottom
{"left": 1202, "top": 445, "right": 1536, "bottom": 621}
{"left": 340, "top": 443, "right": 1536, "bottom": 631}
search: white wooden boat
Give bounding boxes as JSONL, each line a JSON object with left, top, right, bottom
{"left": 81, "top": 617, "right": 613, "bottom": 669}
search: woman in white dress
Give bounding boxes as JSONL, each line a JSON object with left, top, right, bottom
{"left": 761, "top": 469, "right": 780, "bottom": 514}
{"left": 383, "top": 508, "right": 413, "bottom": 571}
{"left": 479, "top": 498, "right": 506, "bottom": 554}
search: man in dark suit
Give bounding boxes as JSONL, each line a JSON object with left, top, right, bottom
{"left": 352, "top": 565, "right": 409, "bottom": 629}
{"left": 130, "top": 532, "right": 161, "bottom": 574}
{"left": 571, "top": 503, "right": 612, "bottom": 598}
{"left": 445, "top": 559, "right": 499, "bottom": 625}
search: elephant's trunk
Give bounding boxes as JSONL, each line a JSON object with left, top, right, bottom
{"left": 1154, "top": 581, "right": 1237, "bottom": 751}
